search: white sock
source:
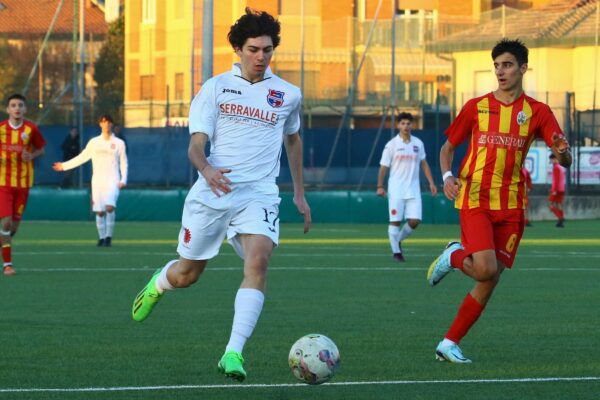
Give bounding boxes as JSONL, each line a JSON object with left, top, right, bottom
{"left": 225, "top": 288, "right": 265, "bottom": 354}
{"left": 96, "top": 214, "right": 106, "bottom": 239}
{"left": 155, "top": 260, "right": 177, "bottom": 293}
{"left": 105, "top": 211, "right": 116, "bottom": 237}
{"left": 388, "top": 225, "right": 401, "bottom": 253}
{"left": 398, "top": 223, "right": 414, "bottom": 242}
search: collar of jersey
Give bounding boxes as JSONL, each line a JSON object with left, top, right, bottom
{"left": 8, "top": 120, "right": 24, "bottom": 130}
{"left": 231, "top": 63, "right": 273, "bottom": 84}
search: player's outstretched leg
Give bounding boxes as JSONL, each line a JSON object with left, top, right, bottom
{"left": 132, "top": 268, "right": 163, "bottom": 321}
{"left": 217, "top": 351, "right": 247, "bottom": 382}
{"left": 427, "top": 241, "right": 463, "bottom": 286}
{"left": 435, "top": 340, "right": 472, "bottom": 363}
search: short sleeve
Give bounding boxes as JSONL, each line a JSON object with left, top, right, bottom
{"left": 379, "top": 142, "right": 393, "bottom": 167}
{"left": 188, "top": 78, "right": 218, "bottom": 140}
{"left": 419, "top": 140, "right": 426, "bottom": 161}
{"left": 31, "top": 124, "right": 46, "bottom": 148}
{"left": 283, "top": 91, "right": 302, "bottom": 135}
{"left": 445, "top": 99, "right": 476, "bottom": 147}
{"left": 536, "top": 104, "right": 562, "bottom": 148}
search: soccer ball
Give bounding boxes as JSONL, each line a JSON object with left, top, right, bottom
{"left": 288, "top": 334, "right": 341, "bottom": 385}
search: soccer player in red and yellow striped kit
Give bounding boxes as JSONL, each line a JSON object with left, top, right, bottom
{"left": 426, "top": 39, "right": 572, "bottom": 363}
{"left": 0, "top": 94, "right": 46, "bottom": 275}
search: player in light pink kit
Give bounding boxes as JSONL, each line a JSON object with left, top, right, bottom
{"left": 130, "top": 8, "right": 311, "bottom": 382}
{"left": 53, "top": 114, "right": 128, "bottom": 247}
{"left": 376, "top": 112, "right": 437, "bottom": 262}
{"left": 548, "top": 153, "right": 566, "bottom": 227}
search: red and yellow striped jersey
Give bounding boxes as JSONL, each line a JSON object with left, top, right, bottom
{"left": 0, "top": 119, "right": 46, "bottom": 188}
{"left": 446, "top": 92, "right": 560, "bottom": 210}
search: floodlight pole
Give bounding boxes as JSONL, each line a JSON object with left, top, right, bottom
{"left": 300, "top": 0, "right": 305, "bottom": 137}
{"left": 201, "top": 0, "right": 213, "bottom": 84}
{"left": 78, "top": 0, "right": 85, "bottom": 187}
{"left": 390, "top": 1, "right": 396, "bottom": 137}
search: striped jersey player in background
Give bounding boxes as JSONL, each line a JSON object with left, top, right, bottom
{"left": 0, "top": 93, "right": 46, "bottom": 275}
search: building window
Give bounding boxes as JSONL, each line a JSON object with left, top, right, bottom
{"left": 141, "top": 75, "right": 154, "bottom": 100}
{"left": 143, "top": 0, "right": 156, "bottom": 23}
{"left": 175, "top": 73, "right": 184, "bottom": 100}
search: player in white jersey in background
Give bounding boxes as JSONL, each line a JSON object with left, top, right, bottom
{"left": 376, "top": 112, "right": 437, "bottom": 262}
{"left": 130, "top": 8, "right": 311, "bottom": 382}
{"left": 53, "top": 114, "right": 128, "bottom": 247}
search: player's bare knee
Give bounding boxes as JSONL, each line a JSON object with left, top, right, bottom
{"left": 408, "top": 219, "right": 420, "bottom": 229}
{"left": 471, "top": 262, "right": 498, "bottom": 281}
{"left": 105, "top": 206, "right": 115, "bottom": 213}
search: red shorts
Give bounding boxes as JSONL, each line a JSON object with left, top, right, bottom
{"left": 0, "top": 187, "right": 30, "bottom": 221}
{"left": 459, "top": 208, "right": 525, "bottom": 268}
{"left": 548, "top": 192, "right": 564, "bottom": 203}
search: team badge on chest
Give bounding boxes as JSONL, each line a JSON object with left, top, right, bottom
{"left": 267, "top": 89, "right": 284, "bottom": 108}
{"left": 516, "top": 111, "right": 528, "bottom": 126}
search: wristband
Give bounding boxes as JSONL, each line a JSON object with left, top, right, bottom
{"left": 442, "top": 171, "right": 453, "bottom": 181}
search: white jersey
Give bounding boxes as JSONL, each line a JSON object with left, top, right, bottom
{"left": 188, "top": 63, "right": 302, "bottom": 183}
{"left": 379, "top": 135, "right": 426, "bottom": 199}
{"left": 62, "top": 134, "right": 128, "bottom": 187}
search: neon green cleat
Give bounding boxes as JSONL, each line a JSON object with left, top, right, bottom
{"left": 217, "top": 351, "right": 247, "bottom": 382}
{"left": 132, "top": 269, "right": 163, "bottom": 322}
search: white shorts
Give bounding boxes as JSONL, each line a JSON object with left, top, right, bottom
{"left": 92, "top": 184, "right": 120, "bottom": 212}
{"left": 388, "top": 196, "right": 422, "bottom": 222}
{"left": 177, "top": 179, "right": 281, "bottom": 261}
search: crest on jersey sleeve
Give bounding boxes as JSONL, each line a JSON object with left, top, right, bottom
{"left": 267, "top": 89, "right": 284, "bottom": 108}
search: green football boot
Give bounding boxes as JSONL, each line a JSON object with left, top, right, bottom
{"left": 217, "top": 351, "right": 247, "bottom": 382}
{"left": 132, "top": 268, "right": 163, "bottom": 322}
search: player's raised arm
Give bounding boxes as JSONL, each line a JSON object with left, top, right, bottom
{"left": 284, "top": 132, "right": 311, "bottom": 234}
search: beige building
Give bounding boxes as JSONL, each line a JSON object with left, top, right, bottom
{"left": 430, "top": 0, "right": 600, "bottom": 122}
{"left": 124, "top": 0, "right": 457, "bottom": 127}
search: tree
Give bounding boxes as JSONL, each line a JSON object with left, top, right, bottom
{"left": 94, "top": 16, "right": 124, "bottom": 123}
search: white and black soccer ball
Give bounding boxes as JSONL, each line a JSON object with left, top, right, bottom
{"left": 288, "top": 333, "right": 341, "bottom": 385}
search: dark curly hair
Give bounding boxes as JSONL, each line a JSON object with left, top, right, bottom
{"left": 491, "top": 38, "right": 528, "bottom": 66}
{"left": 228, "top": 8, "right": 281, "bottom": 50}
{"left": 397, "top": 112, "right": 414, "bottom": 122}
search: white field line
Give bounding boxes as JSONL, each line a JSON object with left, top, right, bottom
{"left": 1, "top": 376, "right": 599, "bottom": 393}
{"left": 13, "top": 251, "right": 600, "bottom": 258}
{"left": 15, "top": 266, "right": 600, "bottom": 272}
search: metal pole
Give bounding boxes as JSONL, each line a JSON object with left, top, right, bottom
{"left": 591, "top": 1, "right": 599, "bottom": 144}
{"left": 190, "top": 0, "right": 196, "bottom": 100}
{"left": 201, "top": 0, "right": 213, "bottom": 84}
{"left": 78, "top": 0, "right": 85, "bottom": 187}
{"left": 300, "top": 0, "right": 305, "bottom": 137}
{"left": 390, "top": 1, "right": 396, "bottom": 138}
{"left": 189, "top": 0, "right": 196, "bottom": 187}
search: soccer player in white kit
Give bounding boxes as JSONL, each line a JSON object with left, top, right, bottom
{"left": 53, "top": 114, "right": 128, "bottom": 247}
{"left": 130, "top": 8, "right": 311, "bottom": 382}
{"left": 376, "top": 112, "right": 437, "bottom": 262}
